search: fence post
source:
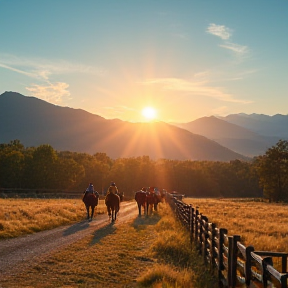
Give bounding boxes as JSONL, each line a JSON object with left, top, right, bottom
{"left": 189, "top": 204, "right": 193, "bottom": 245}
{"left": 228, "top": 235, "right": 240, "bottom": 288}
{"left": 218, "top": 228, "right": 228, "bottom": 286}
{"left": 209, "top": 222, "right": 216, "bottom": 270}
{"left": 244, "top": 245, "right": 254, "bottom": 286}
{"left": 195, "top": 208, "right": 199, "bottom": 243}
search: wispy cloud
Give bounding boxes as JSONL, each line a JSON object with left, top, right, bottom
{"left": 220, "top": 42, "right": 249, "bottom": 55}
{"left": 0, "top": 63, "right": 37, "bottom": 78}
{"left": 141, "top": 78, "right": 252, "bottom": 104}
{"left": 206, "top": 23, "right": 232, "bottom": 40}
{"left": 26, "top": 82, "right": 71, "bottom": 104}
{"left": 206, "top": 24, "right": 249, "bottom": 59}
{"left": 0, "top": 53, "right": 106, "bottom": 104}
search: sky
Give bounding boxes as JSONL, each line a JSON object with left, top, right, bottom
{"left": 0, "top": 0, "right": 287, "bottom": 123}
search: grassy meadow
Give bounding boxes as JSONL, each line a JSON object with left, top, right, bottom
{"left": 184, "top": 198, "right": 288, "bottom": 253}
{"left": 0, "top": 200, "right": 218, "bottom": 288}
{"left": 2, "top": 197, "right": 287, "bottom": 287}
{"left": 0, "top": 198, "right": 106, "bottom": 239}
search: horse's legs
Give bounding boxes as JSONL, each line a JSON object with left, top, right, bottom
{"left": 107, "top": 207, "right": 111, "bottom": 218}
{"left": 86, "top": 206, "right": 90, "bottom": 219}
{"left": 137, "top": 203, "right": 141, "bottom": 216}
{"left": 154, "top": 203, "right": 158, "bottom": 211}
{"left": 113, "top": 209, "right": 117, "bottom": 221}
{"left": 90, "top": 206, "right": 95, "bottom": 220}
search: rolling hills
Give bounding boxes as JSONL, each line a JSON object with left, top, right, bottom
{"left": 173, "top": 115, "right": 286, "bottom": 157}
{"left": 0, "top": 91, "right": 247, "bottom": 161}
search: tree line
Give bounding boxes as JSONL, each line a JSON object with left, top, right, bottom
{"left": 0, "top": 139, "right": 287, "bottom": 202}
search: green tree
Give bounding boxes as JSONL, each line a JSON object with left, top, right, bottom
{"left": 256, "top": 140, "right": 288, "bottom": 202}
{"left": 29, "top": 144, "right": 58, "bottom": 189}
{"left": 0, "top": 140, "right": 25, "bottom": 187}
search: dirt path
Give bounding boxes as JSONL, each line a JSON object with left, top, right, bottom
{"left": 0, "top": 201, "right": 138, "bottom": 278}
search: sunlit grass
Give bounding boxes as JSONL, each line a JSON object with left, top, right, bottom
{"left": 183, "top": 198, "right": 288, "bottom": 252}
{"left": 0, "top": 202, "right": 218, "bottom": 288}
{"left": 0, "top": 198, "right": 106, "bottom": 239}
{"left": 137, "top": 208, "right": 218, "bottom": 288}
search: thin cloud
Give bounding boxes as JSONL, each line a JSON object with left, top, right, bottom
{"left": 206, "top": 23, "right": 232, "bottom": 40}
{"left": 0, "top": 53, "right": 106, "bottom": 79}
{"left": 26, "top": 82, "right": 71, "bottom": 104}
{"left": 0, "top": 63, "right": 38, "bottom": 78}
{"left": 0, "top": 52, "right": 106, "bottom": 104}
{"left": 219, "top": 42, "right": 249, "bottom": 55}
{"left": 141, "top": 78, "right": 252, "bottom": 104}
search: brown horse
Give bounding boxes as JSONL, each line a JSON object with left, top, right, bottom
{"left": 135, "top": 190, "right": 147, "bottom": 216}
{"left": 146, "top": 191, "right": 157, "bottom": 215}
{"left": 82, "top": 192, "right": 99, "bottom": 221}
{"left": 146, "top": 187, "right": 163, "bottom": 214}
{"left": 105, "top": 193, "right": 120, "bottom": 221}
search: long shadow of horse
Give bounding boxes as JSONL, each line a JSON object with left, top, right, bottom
{"left": 131, "top": 213, "right": 161, "bottom": 231}
{"left": 89, "top": 223, "right": 116, "bottom": 246}
{"left": 63, "top": 221, "right": 90, "bottom": 236}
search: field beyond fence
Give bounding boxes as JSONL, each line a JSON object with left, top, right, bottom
{"left": 167, "top": 195, "right": 288, "bottom": 288}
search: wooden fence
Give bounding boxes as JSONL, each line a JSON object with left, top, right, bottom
{"left": 0, "top": 188, "right": 84, "bottom": 199}
{"left": 166, "top": 193, "right": 288, "bottom": 288}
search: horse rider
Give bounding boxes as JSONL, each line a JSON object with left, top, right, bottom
{"left": 107, "top": 182, "right": 119, "bottom": 195}
{"left": 83, "top": 183, "right": 98, "bottom": 198}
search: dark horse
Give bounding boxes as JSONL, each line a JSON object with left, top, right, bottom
{"left": 105, "top": 193, "right": 120, "bottom": 221}
{"left": 146, "top": 187, "right": 163, "bottom": 215}
{"left": 82, "top": 192, "right": 99, "bottom": 221}
{"left": 135, "top": 190, "right": 147, "bottom": 216}
{"left": 146, "top": 190, "right": 157, "bottom": 215}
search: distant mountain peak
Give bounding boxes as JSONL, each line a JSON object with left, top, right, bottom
{"left": 0, "top": 91, "right": 247, "bottom": 161}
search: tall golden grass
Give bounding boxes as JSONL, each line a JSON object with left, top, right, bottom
{"left": 0, "top": 198, "right": 106, "bottom": 239}
{"left": 0, "top": 200, "right": 218, "bottom": 288}
{"left": 184, "top": 198, "right": 288, "bottom": 253}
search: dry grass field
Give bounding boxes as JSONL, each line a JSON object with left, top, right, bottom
{"left": 183, "top": 198, "right": 288, "bottom": 253}
{"left": 0, "top": 200, "right": 218, "bottom": 288}
{"left": 0, "top": 198, "right": 106, "bottom": 239}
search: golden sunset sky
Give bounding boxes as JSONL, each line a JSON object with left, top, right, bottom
{"left": 0, "top": 1, "right": 287, "bottom": 123}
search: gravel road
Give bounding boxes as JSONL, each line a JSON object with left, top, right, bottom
{"left": 0, "top": 201, "right": 138, "bottom": 278}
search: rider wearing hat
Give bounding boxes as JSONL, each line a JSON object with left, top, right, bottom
{"left": 83, "top": 182, "right": 98, "bottom": 199}
{"left": 107, "top": 182, "right": 119, "bottom": 195}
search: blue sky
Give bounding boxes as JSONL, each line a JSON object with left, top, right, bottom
{"left": 0, "top": 0, "right": 287, "bottom": 122}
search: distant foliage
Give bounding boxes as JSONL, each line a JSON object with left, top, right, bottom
{"left": 255, "top": 140, "right": 288, "bottom": 202}
{"left": 0, "top": 139, "right": 263, "bottom": 199}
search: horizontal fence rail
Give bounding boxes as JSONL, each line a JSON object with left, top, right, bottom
{"left": 166, "top": 193, "right": 288, "bottom": 288}
{"left": 0, "top": 188, "right": 85, "bottom": 199}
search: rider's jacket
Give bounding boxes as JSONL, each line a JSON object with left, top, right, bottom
{"left": 107, "top": 185, "right": 118, "bottom": 194}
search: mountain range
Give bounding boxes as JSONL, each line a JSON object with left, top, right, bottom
{"left": 0, "top": 91, "right": 287, "bottom": 160}
{"left": 173, "top": 114, "right": 287, "bottom": 157}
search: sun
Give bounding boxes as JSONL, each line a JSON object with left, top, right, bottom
{"left": 141, "top": 107, "right": 157, "bottom": 121}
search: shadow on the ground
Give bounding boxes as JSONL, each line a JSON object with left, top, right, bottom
{"left": 131, "top": 212, "right": 161, "bottom": 230}
{"left": 89, "top": 222, "right": 117, "bottom": 246}
{"left": 62, "top": 221, "right": 90, "bottom": 236}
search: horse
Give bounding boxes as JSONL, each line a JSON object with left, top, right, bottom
{"left": 146, "top": 187, "right": 164, "bottom": 214}
{"left": 105, "top": 193, "right": 120, "bottom": 221}
{"left": 118, "top": 191, "right": 124, "bottom": 202}
{"left": 146, "top": 190, "right": 157, "bottom": 215}
{"left": 82, "top": 192, "right": 99, "bottom": 221}
{"left": 135, "top": 190, "right": 147, "bottom": 216}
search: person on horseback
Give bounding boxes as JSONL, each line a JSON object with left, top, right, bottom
{"left": 107, "top": 182, "right": 119, "bottom": 195}
{"left": 87, "top": 183, "right": 94, "bottom": 193}
{"left": 83, "top": 183, "right": 98, "bottom": 198}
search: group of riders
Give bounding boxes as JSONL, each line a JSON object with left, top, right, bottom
{"left": 139, "top": 186, "right": 167, "bottom": 198}
{"left": 83, "top": 182, "right": 124, "bottom": 201}
{"left": 83, "top": 183, "right": 166, "bottom": 200}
